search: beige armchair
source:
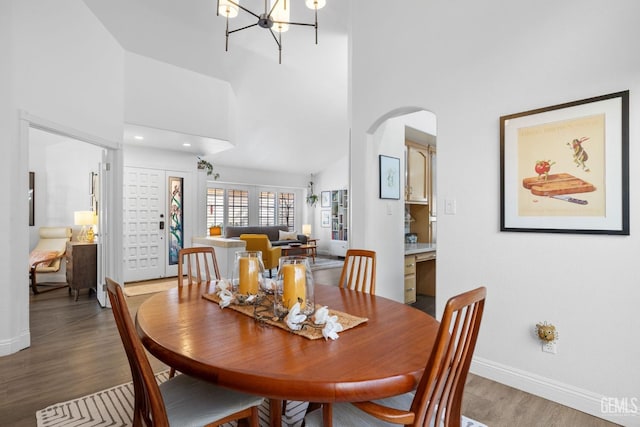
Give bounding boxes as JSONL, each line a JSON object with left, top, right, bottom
{"left": 29, "top": 226, "right": 72, "bottom": 294}
{"left": 239, "top": 234, "right": 282, "bottom": 277}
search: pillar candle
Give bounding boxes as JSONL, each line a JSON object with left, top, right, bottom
{"left": 239, "top": 257, "right": 259, "bottom": 294}
{"left": 282, "top": 263, "right": 306, "bottom": 309}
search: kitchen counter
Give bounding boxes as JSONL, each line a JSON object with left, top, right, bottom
{"left": 191, "top": 236, "right": 246, "bottom": 278}
{"left": 404, "top": 243, "right": 436, "bottom": 255}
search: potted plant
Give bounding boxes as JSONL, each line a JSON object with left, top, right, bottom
{"left": 197, "top": 157, "right": 220, "bottom": 179}
{"left": 306, "top": 181, "right": 318, "bottom": 207}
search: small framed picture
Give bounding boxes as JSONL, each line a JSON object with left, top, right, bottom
{"left": 379, "top": 155, "right": 401, "bottom": 200}
{"left": 321, "top": 191, "right": 331, "bottom": 207}
{"left": 321, "top": 210, "right": 330, "bottom": 228}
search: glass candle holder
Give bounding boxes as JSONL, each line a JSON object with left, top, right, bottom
{"left": 275, "top": 256, "right": 315, "bottom": 316}
{"left": 232, "top": 251, "right": 265, "bottom": 295}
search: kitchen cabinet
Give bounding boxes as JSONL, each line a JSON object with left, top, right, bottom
{"left": 404, "top": 255, "right": 416, "bottom": 304}
{"left": 405, "top": 141, "right": 430, "bottom": 204}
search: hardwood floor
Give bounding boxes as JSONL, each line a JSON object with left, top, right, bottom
{"left": 0, "top": 278, "right": 617, "bottom": 427}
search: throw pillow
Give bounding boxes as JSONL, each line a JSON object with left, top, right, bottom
{"left": 279, "top": 230, "right": 298, "bottom": 240}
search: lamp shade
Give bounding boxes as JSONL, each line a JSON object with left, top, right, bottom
{"left": 305, "top": 0, "right": 326, "bottom": 10}
{"left": 302, "top": 224, "right": 312, "bottom": 237}
{"left": 271, "top": 0, "right": 290, "bottom": 32}
{"left": 74, "top": 211, "right": 96, "bottom": 226}
{"left": 219, "top": 0, "right": 239, "bottom": 18}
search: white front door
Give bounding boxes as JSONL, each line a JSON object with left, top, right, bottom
{"left": 123, "top": 167, "right": 166, "bottom": 282}
{"left": 123, "top": 167, "right": 190, "bottom": 282}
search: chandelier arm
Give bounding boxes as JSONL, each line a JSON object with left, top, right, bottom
{"left": 267, "top": 0, "right": 286, "bottom": 19}
{"left": 268, "top": 28, "right": 282, "bottom": 50}
{"left": 225, "top": 16, "right": 229, "bottom": 51}
{"left": 228, "top": 0, "right": 261, "bottom": 19}
{"left": 278, "top": 21, "right": 315, "bottom": 27}
{"left": 228, "top": 23, "right": 259, "bottom": 35}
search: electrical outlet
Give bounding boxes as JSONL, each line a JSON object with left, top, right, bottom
{"left": 444, "top": 199, "right": 456, "bottom": 215}
{"left": 542, "top": 341, "right": 557, "bottom": 354}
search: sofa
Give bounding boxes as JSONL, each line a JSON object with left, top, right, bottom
{"left": 224, "top": 225, "right": 308, "bottom": 246}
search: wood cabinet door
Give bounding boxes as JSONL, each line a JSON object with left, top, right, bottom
{"left": 407, "top": 144, "right": 429, "bottom": 203}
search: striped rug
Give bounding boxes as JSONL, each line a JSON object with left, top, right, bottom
{"left": 36, "top": 371, "right": 308, "bottom": 427}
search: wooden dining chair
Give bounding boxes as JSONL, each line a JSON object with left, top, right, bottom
{"left": 106, "top": 277, "right": 263, "bottom": 427}
{"left": 339, "top": 249, "right": 376, "bottom": 294}
{"left": 305, "top": 286, "right": 487, "bottom": 427}
{"left": 177, "top": 246, "right": 220, "bottom": 287}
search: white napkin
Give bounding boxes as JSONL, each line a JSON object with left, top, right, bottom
{"left": 285, "top": 302, "right": 307, "bottom": 331}
{"left": 313, "top": 305, "right": 344, "bottom": 340}
{"left": 218, "top": 289, "right": 234, "bottom": 308}
{"left": 216, "top": 279, "right": 232, "bottom": 292}
{"left": 322, "top": 318, "right": 344, "bottom": 340}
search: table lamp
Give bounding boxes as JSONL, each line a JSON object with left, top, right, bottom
{"left": 302, "top": 224, "right": 312, "bottom": 238}
{"left": 74, "top": 210, "right": 97, "bottom": 243}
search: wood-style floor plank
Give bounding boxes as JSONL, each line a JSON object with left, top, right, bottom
{"left": 0, "top": 268, "right": 617, "bottom": 426}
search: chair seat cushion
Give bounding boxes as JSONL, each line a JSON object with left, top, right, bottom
{"left": 304, "top": 392, "right": 480, "bottom": 427}
{"left": 160, "top": 374, "right": 264, "bottom": 427}
{"left": 304, "top": 393, "right": 414, "bottom": 427}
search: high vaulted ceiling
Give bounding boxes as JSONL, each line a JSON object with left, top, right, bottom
{"left": 83, "top": 0, "right": 349, "bottom": 175}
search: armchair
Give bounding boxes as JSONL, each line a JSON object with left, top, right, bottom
{"left": 29, "top": 226, "right": 72, "bottom": 294}
{"left": 239, "top": 234, "right": 282, "bottom": 277}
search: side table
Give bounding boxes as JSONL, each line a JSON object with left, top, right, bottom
{"left": 65, "top": 242, "right": 97, "bottom": 301}
{"left": 306, "top": 238, "right": 318, "bottom": 263}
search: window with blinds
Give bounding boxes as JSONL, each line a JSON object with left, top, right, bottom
{"left": 258, "top": 191, "right": 276, "bottom": 226}
{"left": 226, "top": 189, "right": 249, "bottom": 226}
{"left": 278, "top": 192, "right": 295, "bottom": 230}
{"left": 206, "top": 188, "right": 225, "bottom": 227}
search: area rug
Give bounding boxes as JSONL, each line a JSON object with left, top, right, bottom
{"left": 309, "top": 256, "right": 344, "bottom": 271}
{"left": 123, "top": 279, "right": 178, "bottom": 296}
{"left": 36, "top": 370, "right": 309, "bottom": 427}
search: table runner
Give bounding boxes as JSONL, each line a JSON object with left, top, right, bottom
{"left": 203, "top": 292, "right": 368, "bottom": 340}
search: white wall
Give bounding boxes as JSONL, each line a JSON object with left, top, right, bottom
{"left": 350, "top": 1, "right": 640, "bottom": 424}
{"left": 28, "top": 128, "right": 103, "bottom": 249}
{"left": 125, "top": 52, "right": 234, "bottom": 142}
{"left": 0, "top": 0, "right": 18, "bottom": 354}
{"left": 0, "top": 0, "right": 124, "bottom": 356}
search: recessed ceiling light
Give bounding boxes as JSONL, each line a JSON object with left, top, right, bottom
{"left": 134, "top": 135, "right": 144, "bottom": 140}
{"left": 182, "top": 143, "right": 191, "bottom": 147}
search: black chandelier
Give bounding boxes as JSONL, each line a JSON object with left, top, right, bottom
{"left": 217, "top": 0, "right": 327, "bottom": 64}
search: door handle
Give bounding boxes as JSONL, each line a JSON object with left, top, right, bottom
{"left": 159, "top": 221, "right": 165, "bottom": 230}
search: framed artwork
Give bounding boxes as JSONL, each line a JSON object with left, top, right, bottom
{"left": 168, "top": 176, "right": 184, "bottom": 265}
{"left": 321, "top": 191, "right": 331, "bottom": 207}
{"left": 29, "top": 172, "right": 34, "bottom": 226}
{"left": 379, "top": 155, "right": 401, "bottom": 200}
{"left": 500, "top": 90, "right": 629, "bottom": 235}
{"left": 321, "top": 210, "right": 330, "bottom": 228}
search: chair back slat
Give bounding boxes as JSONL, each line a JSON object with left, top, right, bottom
{"left": 177, "top": 247, "right": 220, "bottom": 287}
{"left": 411, "top": 286, "right": 486, "bottom": 427}
{"left": 339, "top": 249, "right": 376, "bottom": 294}
{"left": 106, "top": 278, "right": 170, "bottom": 427}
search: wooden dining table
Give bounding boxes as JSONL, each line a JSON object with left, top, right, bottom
{"left": 135, "top": 283, "right": 440, "bottom": 427}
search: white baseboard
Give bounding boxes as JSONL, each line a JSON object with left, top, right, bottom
{"left": 0, "top": 330, "right": 30, "bottom": 356}
{"left": 471, "top": 357, "right": 639, "bottom": 427}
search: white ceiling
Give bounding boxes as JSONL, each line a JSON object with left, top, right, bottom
{"left": 83, "top": 0, "right": 349, "bottom": 175}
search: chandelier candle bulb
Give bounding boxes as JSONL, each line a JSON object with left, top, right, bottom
{"left": 239, "top": 257, "right": 259, "bottom": 295}
{"left": 282, "top": 263, "right": 306, "bottom": 309}
{"left": 218, "top": 0, "right": 239, "bottom": 17}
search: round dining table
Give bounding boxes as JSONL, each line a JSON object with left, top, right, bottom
{"left": 136, "top": 282, "right": 440, "bottom": 427}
